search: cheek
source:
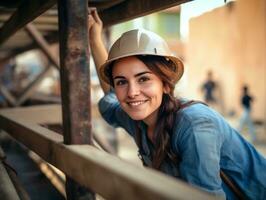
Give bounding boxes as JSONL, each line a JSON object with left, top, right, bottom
{"left": 114, "top": 88, "right": 125, "bottom": 101}
{"left": 145, "top": 84, "right": 164, "bottom": 98}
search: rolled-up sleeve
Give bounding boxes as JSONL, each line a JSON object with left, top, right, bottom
{"left": 98, "top": 91, "right": 135, "bottom": 136}
{"left": 176, "top": 116, "right": 225, "bottom": 198}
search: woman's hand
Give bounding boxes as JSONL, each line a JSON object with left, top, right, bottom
{"left": 87, "top": 8, "right": 110, "bottom": 93}
{"left": 88, "top": 8, "right": 103, "bottom": 46}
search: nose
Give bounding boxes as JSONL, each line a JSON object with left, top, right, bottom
{"left": 127, "top": 82, "right": 140, "bottom": 98}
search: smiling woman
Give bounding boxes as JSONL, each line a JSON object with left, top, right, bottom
{"left": 112, "top": 56, "right": 165, "bottom": 124}
{"left": 88, "top": 9, "right": 266, "bottom": 200}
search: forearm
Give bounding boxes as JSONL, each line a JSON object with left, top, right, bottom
{"left": 90, "top": 37, "right": 110, "bottom": 94}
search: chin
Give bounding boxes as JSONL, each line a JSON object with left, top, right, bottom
{"left": 127, "top": 113, "right": 146, "bottom": 121}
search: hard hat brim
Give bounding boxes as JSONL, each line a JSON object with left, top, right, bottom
{"left": 99, "top": 53, "right": 184, "bottom": 86}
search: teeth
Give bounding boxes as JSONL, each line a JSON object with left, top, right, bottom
{"left": 128, "top": 101, "right": 145, "bottom": 106}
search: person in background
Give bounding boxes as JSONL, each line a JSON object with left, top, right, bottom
{"left": 88, "top": 9, "right": 266, "bottom": 199}
{"left": 201, "top": 70, "right": 225, "bottom": 114}
{"left": 238, "top": 85, "right": 256, "bottom": 143}
{"left": 201, "top": 70, "right": 218, "bottom": 104}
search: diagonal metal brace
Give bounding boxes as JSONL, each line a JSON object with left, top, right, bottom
{"left": 24, "top": 23, "right": 60, "bottom": 70}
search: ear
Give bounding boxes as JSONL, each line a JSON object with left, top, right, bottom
{"left": 163, "top": 84, "right": 170, "bottom": 94}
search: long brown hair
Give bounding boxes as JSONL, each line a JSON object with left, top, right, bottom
{"left": 135, "top": 55, "right": 182, "bottom": 169}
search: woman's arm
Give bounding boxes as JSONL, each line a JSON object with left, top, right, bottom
{"left": 88, "top": 9, "right": 110, "bottom": 94}
{"left": 175, "top": 116, "right": 226, "bottom": 198}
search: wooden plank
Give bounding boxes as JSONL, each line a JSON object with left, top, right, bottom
{"left": 0, "top": 0, "right": 56, "bottom": 46}
{"left": 31, "top": 24, "right": 58, "bottom": 31}
{"left": 93, "top": 133, "right": 116, "bottom": 154}
{"left": 33, "top": 16, "right": 58, "bottom": 24}
{"left": 0, "top": 104, "right": 62, "bottom": 124}
{"left": 100, "top": 0, "right": 193, "bottom": 27}
{"left": 27, "top": 93, "right": 61, "bottom": 104}
{"left": 0, "top": 104, "right": 115, "bottom": 154}
{"left": 0, "top": 113, "right": 215, "bottom": 200}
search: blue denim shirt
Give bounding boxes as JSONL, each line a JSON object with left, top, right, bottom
{"left": 98, "top": 91, "right": 266, "bottom": 199}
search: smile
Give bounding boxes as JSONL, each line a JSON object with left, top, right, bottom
{"left": 127, "top": 100, "right": 147, "bottom": 107}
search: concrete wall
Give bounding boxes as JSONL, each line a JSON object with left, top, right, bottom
{"left": 184, "top": 0, "right": 266, "bottom": 122}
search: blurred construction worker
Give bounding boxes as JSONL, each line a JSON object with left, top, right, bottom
{"left": 238, "top": 85, "right": 256, "bottom": 143}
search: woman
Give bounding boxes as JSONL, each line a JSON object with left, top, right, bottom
{"left": 88, "top": 10, "right": 266, "bottom": 199}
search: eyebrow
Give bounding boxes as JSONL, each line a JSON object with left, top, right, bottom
{"left": 113, "top": 71, "right": 152, "bottom": 80}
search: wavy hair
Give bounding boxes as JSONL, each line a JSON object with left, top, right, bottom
{"left": 135, "top": 55, "right": 182, "bottom": 169}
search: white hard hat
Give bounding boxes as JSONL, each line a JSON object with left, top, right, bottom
{"left": 100, "top": 29, "right": 184, "bottom": 85}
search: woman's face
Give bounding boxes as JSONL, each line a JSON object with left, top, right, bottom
{"left": 112, "top": 56, "right": 166, "bottom": 125}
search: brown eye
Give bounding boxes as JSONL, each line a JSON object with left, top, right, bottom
{"left": 115, "top": 79, "right": 127, "bottom": 86}
{"left": 139, "top": 76, "right": 150, "bottom": 83}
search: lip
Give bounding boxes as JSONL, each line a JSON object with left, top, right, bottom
{"left": 126, "top": 100, "right": 148, "bottom": 107}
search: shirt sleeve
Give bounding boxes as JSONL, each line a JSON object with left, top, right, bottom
{"left": 98, "top": 91, "right": 136, "bottom": 136}
{"left": 176, "top": 116, "right": 226, "bottom": 198}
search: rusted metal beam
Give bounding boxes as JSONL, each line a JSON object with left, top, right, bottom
{"left": 58, "top": 0, "right": 92, "bottom": 145}
{"left": 89, "top": 0, "right": 125, "bottom": 11}
{"left": 0, "top": 111, "right": 215, "bottom": 200}
{"left": 100, "top": 0, "right": 193, "bottom": 27}
{"left": 15, "top": 63, "right": 53, "bottom": 106}
{"left": 24, "top": 23, "right": 59, "bottom": 70}
{"left": 58, "top": 0, "right": 94, "bottom": 199}
{"left": 0, "top": 0, "right": 57, "bottom": 46}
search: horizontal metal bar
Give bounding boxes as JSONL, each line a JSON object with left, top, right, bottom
{"left": 100, "top": 0, "right": 192, "bottom": 27}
